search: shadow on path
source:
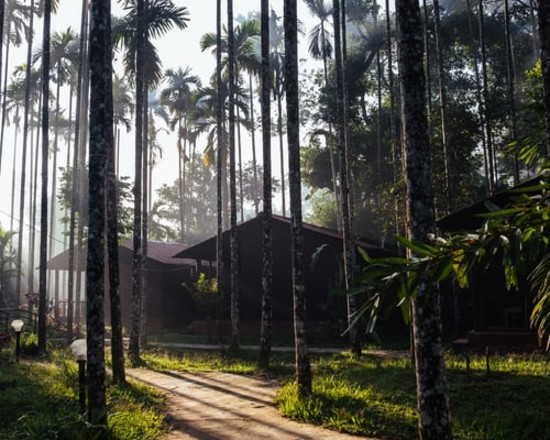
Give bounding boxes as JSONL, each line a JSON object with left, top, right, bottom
{"left": 126, "top": 369, "right": 376, "bottom": 440}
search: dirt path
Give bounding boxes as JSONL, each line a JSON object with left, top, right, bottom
{"left": 127, "top": 368, "right": 377, "bottom": 440}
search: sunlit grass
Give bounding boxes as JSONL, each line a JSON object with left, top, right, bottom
{"left": 276, "top": 352, "right": 550, "bottom": 440}
{"left": 0, "top": 349, "right": 166, "bottom": 440}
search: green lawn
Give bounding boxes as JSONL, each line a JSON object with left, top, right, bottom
{"left": 1, "top": 343, "right": 548, "bottom": 440}
{"left": 141, "top": 346, "right": 550, "bottom": 440}
{"left": 0, "top": 349, "right": 165, "bottom": 440}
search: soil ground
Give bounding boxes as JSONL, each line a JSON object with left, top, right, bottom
{"left": 127, "top": 368, "right": 378, "bottom": 440}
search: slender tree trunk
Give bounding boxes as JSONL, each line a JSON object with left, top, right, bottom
{"left": 249, "top": 75, "right": 260, "bottom": 215}
{"left": 236, "top": 105, "right": 244, "bottom": 222}
{"left": 129, "top": 0, "right": 146, "bottom": 364}
{"left": 333, "top": 0, "right": 360, "bottom": 356}
{"left": 0, "top": 13, "right": 11, "bottom": 174}
{"left": 433, "top": 0, "right": 452, "bottom": 214}
{"left": 216, "top": 0, "right": 225, "bottom": 344}
{"left": 277, "top": 90, "right": 286, "bottom": 217}
{"left": 107, "top": 117, "right": 125, "bottom": 384}
{"left": 537, "top": 0, "right": 550, "bottom": 157}
{"left": 396, "top": 1, "right": 452, "bottom": 438}
{"left": 87, "top": 0, "right": 113, "bottom": 423}
{"left": 141, "top": 78, "right": 149, "bottom": 348}
{"left": 258, "top": 0, "right": 272, "bottom": 368}
{"left": 285, "top": 0, "right": 312, "bottom": 397}
{"left": 67, "top": 0, "right": 90, "bottom": 342}
{"left": 16, "top": 0, "right": 36, "bottom": 308}
{"left": 38, "top": 0, "right": 51, "bottom": 355}
{"left": 504, "top": 0, "right": 519, "bottom": 184}
{"left": 385, "top": 0, "right": 401, "bottom": 239}
{"left": 479, "top": 0, "right": 495, "bottom": 194}
{"left": 228, "top": 0, "right": 240, "bottom": 352}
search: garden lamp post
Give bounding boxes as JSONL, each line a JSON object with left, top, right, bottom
{"left": 70, "top": 339, "right": 87, "bottom": 415}
{"left": 11, "top": 319, "right": 24, "bottom": 362}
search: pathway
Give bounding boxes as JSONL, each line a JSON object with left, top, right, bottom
{"left": 127, "top": 368, "right": 377, "bottom": 440}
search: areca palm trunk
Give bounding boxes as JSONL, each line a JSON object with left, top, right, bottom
{"left": 107, "top": 110, "right": 125, "bottom": 384}
{"left": 539, "top": 0, "right": 550, "bottom": 156}
{"left": 215, "top": 0, "right": 225, "bottom": 343}
{"left": 15, "top": 0, "right": 36, "bottom": 307}
{"left": 129, "top": 0, "right": 146, "bottom": 364}
{"left": 433, "top": 0, "right": 452, "bottom": 214}
{"left": 87, "top": 0, "right": 113, "bottom": 423}
{"left": 141, "top": 78, "right": 149, "bottom": 348}
{"left": 228, "top": 0, "right": 240, "bottom": 352}
{"left": 67, "top": 0, "right": 89, "bottom": 341}
{"left": 479, "top": 0, "right": 495, "bottom": 194}
{"left": 333, "top": 0, "right": 360, "bottom": 356}
{"left": 38, "top": 0, "right": 51, "bottom": 355}
{"left": 249, "top": 75, "right": 260, "bottom": 215}
{"left": 258, "top": 0, "right": 273, "bottom": 368}
{"left": 504, "top": 0, "right": 519, "bottom": 184}
{"left": 285, "top": 0, "right": 312, "bottom": 397}
{"left": 276, "top": 87, "right": 286, "bottom": 217}
{"left": 396, "top": 0, "right": 451, "bottom": 437}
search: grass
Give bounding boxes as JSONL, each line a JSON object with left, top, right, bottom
{"left": 276, "top": 352, "right": 550, "bottom": 440}
{"left": 2, "top": 338, "right": 548, "bottom": 440}
{"left": 0, "top": 348, "right": 166, "bottom": 440}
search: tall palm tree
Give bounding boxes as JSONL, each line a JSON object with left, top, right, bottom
{"left": 15, "top": 0, "right": 37, "bottom": 308}
{"left": 113, "top": 74, "right": 134, "bottom": 174}
{"left": 87, "top": 0, "right": 113, "bottom": 424}
{"left": 270, "top": 10, "right": 287, "bottom": 217}
{"left": 201, "top": 18, "right": 260, "bottom": 223}
{"left": 396, "top": 0, "right": 451, "bottom": 437}
{"left": 258, "top": 0, "right": 273, "bottom": 369}
{"left": 304, "top": 0, "right": 340, "bottom": 230}
{"left": 285, "top": 0, "right": 312, "bottom": 397}
{"left": 215, "top": 0, "right": 224, "bottom": 345}
{"left": 333, "top": 0, "right": 360, "bottom": 356}
{"left": 0, "top": 0, "right": 32, "bottom": 173}
{"left": 159, "top": 66, "right": 201, "bottom": 242}
{"left": 114, "top": 0, "right": 189, "bottom": 361}
{"left": 37, "top": 0, "right": 51, "bottom": 355}
{"left": 227, "top": 0, "right": 240, "bottom": 352}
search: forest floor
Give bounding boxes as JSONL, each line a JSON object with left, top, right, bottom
{"left": 126, "top": 367, "right": 378, "bottom": 440}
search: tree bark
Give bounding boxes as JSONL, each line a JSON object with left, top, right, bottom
{"left": 215, "top": 0, "right": 225, "bottom": 344}
{"left": 228, "top": 0, "right": 240, "bottom": 352}
{"left": 396, "top": 0, "right": 452, "bottom": 438}
{"left": 38, "top": 0, "right": 51, "bottom": 355}
{"left": 258, "top": 0, "right": 273, "bottom": 369}
{"left": 129, "top": 0, "right": 146, "bottom": 364}
{"left": 285, "top": 0, "right": 312, "bottom": 397}
{"left": 87, "top": 0, "right": 114, "bottom": 424}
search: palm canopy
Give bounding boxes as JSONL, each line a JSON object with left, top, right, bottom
{"left": 303, "top": 0, "right": 333, "bottom": 61}
{"left": 32, "top": 27, "right": 80, "bottom": 86}
{"left": 113, "top": 0, "right": 189, "bottom": 88}
{"left": 159, "top": 66, "right": 201, "bottom": 122}
{"left": 200, "top": 18, "right": 261, "bottom": 80}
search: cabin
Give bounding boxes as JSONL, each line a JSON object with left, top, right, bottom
{"left": 437, "top": 178, "right": 541, "bottom": 350}
{"left": 173, "top": 214, "right": 395, "bottom": 340}
{"left": 46, "top": 240, "right": 197, "bottom": 331}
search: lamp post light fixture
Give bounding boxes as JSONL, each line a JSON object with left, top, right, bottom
{"left": 70, "top": 339, "right": 87, "bottom": 415}
{"left": 11, "top": 319, "right": 24, "bottom": 363}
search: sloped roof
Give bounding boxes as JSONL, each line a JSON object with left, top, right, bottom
{"left": 437, "top": 175, "right": 545, "bottom": 232}
{"left": 47, "top": 240, "right": 193, "bottom": 271}
{"left": 174, "top": 214, "right": 392, "bottom": 261}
